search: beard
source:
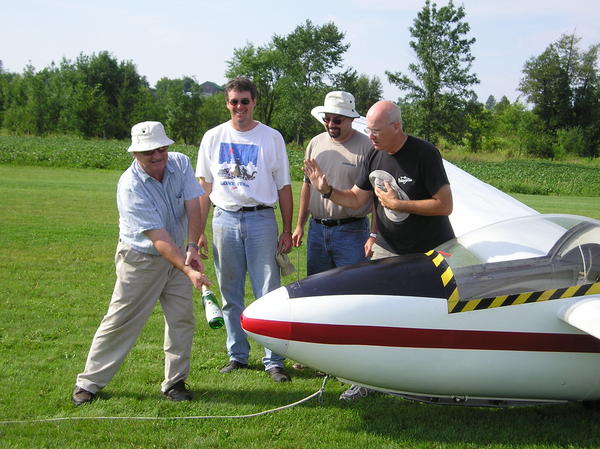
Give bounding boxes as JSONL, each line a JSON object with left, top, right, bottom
{"left": 327, "top": 127, "right": 341, "bottom": 139}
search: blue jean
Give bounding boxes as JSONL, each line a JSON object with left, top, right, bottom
{"left": 211, "top": 207, "right": 284, "bottom": 370}
{"left": 307, "top": 217, "right": 370, "bottom": 275}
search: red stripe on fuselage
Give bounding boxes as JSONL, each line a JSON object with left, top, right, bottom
{"left": 241, "top": 316, "right": 600, "bottom": 353}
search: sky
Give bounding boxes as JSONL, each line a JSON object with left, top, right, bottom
{"left": 2, "top": 0, "right": 599, "bottom": 106}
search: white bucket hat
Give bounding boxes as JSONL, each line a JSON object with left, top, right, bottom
{"left": 311, "top": 91, "right": 360, "bottom": 120}
{"left": 127, "top": 121, "right": 174, "bottom": 152}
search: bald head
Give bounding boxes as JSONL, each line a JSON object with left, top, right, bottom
{"left": 366, "top": 100, "right": 402, "bottom": 126}
{"left": 365, "top": 101, "right": 406, "bottom": 154}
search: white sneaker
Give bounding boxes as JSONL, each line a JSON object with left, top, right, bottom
{"left": 339, "top": 385, "right": 373, "bottom": 401}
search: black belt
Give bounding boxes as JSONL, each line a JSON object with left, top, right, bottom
{"left": 313, "top": 216, "right": 364, "bottom": 227}
{"left": 238, "top": 205, "right": 272, "bottom": 212}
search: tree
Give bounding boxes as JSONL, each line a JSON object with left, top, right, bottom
{"left": 495, "top": 95, "right": 511, "bottom": 113}
{"left": 332, "top": 69, "right": 383, "bottom": 115}
{"left": 75, "top": 51, "right": 148, "bottom": 138}
{"left": 155, "top": 77, "right": 204, "bottom": 145}
{"left": 273, "top": 20, "right": 350, "bottom": 143}
{"left": 2, "top": 64, "right": 65, "bottom": 135}
{"left": 197, "top": 92, "right": 230, "bottom": 140}
{"left": 520, "top": 34, "right": 577, "bottom": 130}
{"left": 484, "top": 95, "right": 496, "bottom": 110}
{"left": 520, "top": 33, "right": 600, "bottom": 156}
{"left": 59, "top": 81, "right": 109, "bottom": 138}
{"left": 226, "top": 43, "right": 283, "bottom": 126}
{"left": 227, "top": 20, "right": 351, "bottom": 143}
{"left": 386, "top": 0, "right": 479, "bottom": 144}
{"left": 464, "top": 100, "right": 493, "bottom": 152}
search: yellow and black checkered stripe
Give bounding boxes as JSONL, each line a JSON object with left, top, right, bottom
{"left": 424, "top": 250, "right": 461, "bottom": 305}
{"left": 448, "top": 282, "right": 600, "bottom": 314}
{"left": 423, "top": 251, "right": 600, "bottom": 314}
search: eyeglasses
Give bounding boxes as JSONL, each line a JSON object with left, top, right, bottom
{"left": 139, "top": 147, "right": 168, "bottom": 156}
{"left": 364, "top": 127, "right": 383, "bottom": 137}
{"left": 323, "top": 116, "right": 344, "bottom": 125}
{"left": 365, "top": 121, "right": 398, "bottom": 137}
{"left": 228, "top": 98, "right": 251, "bottom": 106}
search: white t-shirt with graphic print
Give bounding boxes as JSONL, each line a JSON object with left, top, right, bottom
{"left": 196, "top": 121, "right": 291, "bottom": 211}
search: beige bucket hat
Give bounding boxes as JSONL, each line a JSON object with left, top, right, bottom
{"left": 127, "top": 121, "right": 174, "bottom": 152}
{"left": 311, "top": 91, "right": 360, "bottom": 120}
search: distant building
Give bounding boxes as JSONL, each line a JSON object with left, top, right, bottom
{"left": 200, "top": 81, "right": 224, "bottom": 97}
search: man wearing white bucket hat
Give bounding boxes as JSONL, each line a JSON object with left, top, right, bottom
{"left": 292, "top": 91, "right": 374, "bottom": 277}
{"left": 72, "top": 121, "right": 209, "bottom": 405}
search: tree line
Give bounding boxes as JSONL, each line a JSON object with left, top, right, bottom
{"left": 0, "top": 1, "right": 598, "bottom": 158}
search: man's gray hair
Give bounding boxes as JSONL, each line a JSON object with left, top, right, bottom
{"left": 388, "top": 103, "right": 403, "bottom": 126}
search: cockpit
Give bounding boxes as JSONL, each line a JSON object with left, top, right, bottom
{"left": 437, "top": 214, "right": 600, "bottom": 302}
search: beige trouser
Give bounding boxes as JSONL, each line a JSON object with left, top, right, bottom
{"left": 76, "top": 242, "right": 195, "bottom": 394}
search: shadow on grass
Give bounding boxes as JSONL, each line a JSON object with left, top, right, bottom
{"left": 86, "top": 380, "right": 600, "bottom": 447}
{"left": 88, "top": 367, "right": 341, "bottom": 411}
{"left": 351, "top": 394, "right": 600, "bottom": 447}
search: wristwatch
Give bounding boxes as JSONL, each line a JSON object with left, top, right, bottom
{"left": 186, "top": 242, "right": 199, "bottom": 251}
{"left": 322, "top": 185, "right": 334, "bottom": 199}
{"left": 369, "top": 233, "right": 377, "bottom": 239}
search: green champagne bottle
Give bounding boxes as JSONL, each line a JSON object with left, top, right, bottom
{"left": 201, "top": 285, "right": 224, "bottom": 329}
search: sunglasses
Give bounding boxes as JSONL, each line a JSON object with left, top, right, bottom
{"left": 323, "top": 116, "right": 344, "bottom": 125}
{"left": 228, "top": 98, "right": 251, "bottom": 106}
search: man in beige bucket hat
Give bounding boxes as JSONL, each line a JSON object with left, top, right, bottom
{"left": 72, "top": 121, "right": 210, "bottom": 405}
{"left": 292, "top": 90, "right": 375, "bottom": 296}
{"left": 290, "top": 92, "right": 375, "bottom": 371}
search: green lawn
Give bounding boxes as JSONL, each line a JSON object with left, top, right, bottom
{"left": 1, "top": 165, "right": 600, "bottom": 449}
{"left": 513, "top": 193, "right": 600, "bottom": 220}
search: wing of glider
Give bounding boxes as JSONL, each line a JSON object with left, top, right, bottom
{"left": 558, "top": 296, "right": 600, "bottom": 340}
{"left": 344, "top": 114, "right": 538, "bottom": 237}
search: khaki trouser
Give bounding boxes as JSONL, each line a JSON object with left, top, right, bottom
{"left": 76, "top": 242, "right": 195, "bottom": 394}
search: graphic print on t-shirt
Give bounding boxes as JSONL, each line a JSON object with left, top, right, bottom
{"left": 217, "top": 142, "right": 258, "bottom": 181}
{"left": 368, "top": 169, "right": 410, "bottom": 223}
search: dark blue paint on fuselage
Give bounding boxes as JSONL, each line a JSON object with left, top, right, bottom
{"left": 285, "top": 252, "right": 452, "bottom": 300}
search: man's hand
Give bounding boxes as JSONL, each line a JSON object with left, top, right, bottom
{"left": 197, "top": 234, "right": 209, "bottom": 259}
{"left": 184, "top": 265, "right": 211, "bottom": 290}
{"left": 145, "top": 228, "right": 211, "bottom": 291}
{"left": 364, "top": 235, "right": 376, "bottom": 258}
{"left": 302, "top": 159, "right": 329, "bottom": 194}
{"left": 278, "top": 231, "right": 293, "bottom": 254}
{"left": 292, "top": 226, "right": 304, "bottom": 247}
{"left": 184, "top": 247, "right": 205, "bottom": 273}
{"left": 185, "top": 254, "right": 211, "bottom": 290}
{"left": 375, "top": 180, "right": 401, "bottom": 211}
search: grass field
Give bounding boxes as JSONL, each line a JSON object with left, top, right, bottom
{"left": 1, "top": 165, "right": 600, "bottom": 449}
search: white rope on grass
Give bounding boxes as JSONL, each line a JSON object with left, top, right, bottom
{"left": 0, "top": 375, "right": 330, "bottom": 425}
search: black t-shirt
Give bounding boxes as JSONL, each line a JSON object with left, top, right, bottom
{"left": 356, "top": 135, "right": 455, "bottom": 254}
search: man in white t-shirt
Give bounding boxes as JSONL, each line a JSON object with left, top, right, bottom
{"left": 195, "top": 77, "right": 293, "bottom": 382}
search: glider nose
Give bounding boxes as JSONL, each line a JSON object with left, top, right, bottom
{"left": 241, "top": 286, "right": 292, "bottom": 356}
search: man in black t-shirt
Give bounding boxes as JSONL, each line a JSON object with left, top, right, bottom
{"left": 303, "top": 100, "right": 455, "bottom": 400}
{"left": 304, "top": 100, "right": 454, "bottom": 259}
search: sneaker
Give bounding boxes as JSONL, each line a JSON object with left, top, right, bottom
{"left": 267, "top": 367, "right": 291, "bottom": 382}
{"left": 219, "top": 360, "right": 249, "bottom": 374}
{"left": 339, "top": 385, "right": 373, "bottom": 401}
{"left": 163, "top": 380, "right": 193, "bottom": 401}
{"left": 71, "top": 386, "right": 95, "bottom": 406}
